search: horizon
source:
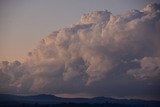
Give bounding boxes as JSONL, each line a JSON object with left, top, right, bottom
{"left": 1, "top": 93, "right": 160, "bottom": 102}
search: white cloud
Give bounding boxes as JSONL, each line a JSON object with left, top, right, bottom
{"left": 127, "top": 57, "right": 160, "bottom": 79}
{"left": 0, "top": 3, "right": 160, "bottom": 100}
{"left": 143, "top": 3, "right": 160, "bottom": 13}
{"left": 80, "top": 10, "right": 111, "bottom": 24}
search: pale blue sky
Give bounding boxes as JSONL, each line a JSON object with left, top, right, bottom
{"left": 0, "top": 0, "right": 159, "bottom": 61}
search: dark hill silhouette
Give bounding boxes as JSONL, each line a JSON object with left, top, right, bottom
{"left": 0, "top": 94, "right": 160, "bottom": 107}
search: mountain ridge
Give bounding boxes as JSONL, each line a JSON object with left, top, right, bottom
{"left": 0, "top": 94, "right": 160, "bottom": 107}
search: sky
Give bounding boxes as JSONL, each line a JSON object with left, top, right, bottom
{"left": 0, "top": 0, "right": 160, "bottom": 101}
{"left": 0, "top": 0, "right": 160, "bottom": 61}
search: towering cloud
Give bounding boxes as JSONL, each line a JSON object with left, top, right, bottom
{"left": 0, "top": 3, "right": 160, "bottom": 100}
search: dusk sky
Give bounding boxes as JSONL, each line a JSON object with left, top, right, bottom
{"left": 0, "top": 0, "right": 160, "bottom": 101}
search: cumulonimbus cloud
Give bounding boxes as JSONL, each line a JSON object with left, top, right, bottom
{"left": 0, "top": 3, "right": 160, "bottom": 100}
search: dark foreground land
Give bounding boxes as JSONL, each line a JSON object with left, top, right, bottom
{"left": 0, "top": 102, "right": 149, "bottom": 107}
{"left": 0, "top": 94, "right": 160, "bottom": 107}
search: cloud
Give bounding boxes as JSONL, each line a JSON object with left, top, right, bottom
{"left": 80, "top": 10, "right": 111, "bottom": 24}
{"left": 0, "top": 3, "right": 160, "bottom": 100}
{"left": 127, "top": 57, "right": 160, "bottom": 79}
{"left": 143, "top": 3, "right": 160, "bottom": 13}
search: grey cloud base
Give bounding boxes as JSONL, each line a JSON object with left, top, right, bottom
{"left": 0, "top": 3, "right": 160, "bottom": 100}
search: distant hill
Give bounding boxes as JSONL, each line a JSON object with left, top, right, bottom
{"left": 0, "top": 94, "right": 160, "bottom": 107}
